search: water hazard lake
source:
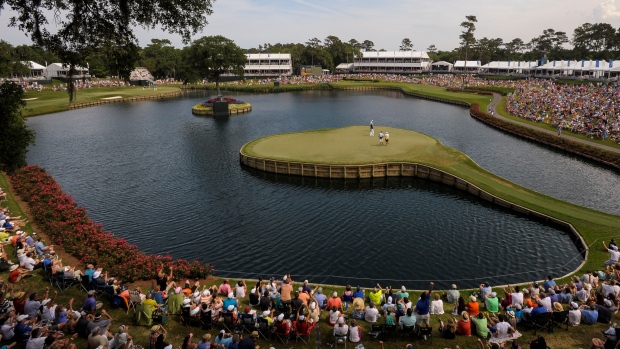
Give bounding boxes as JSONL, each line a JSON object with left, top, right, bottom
{"left": 26, "top": 89, "right": 620, "bottom": 288}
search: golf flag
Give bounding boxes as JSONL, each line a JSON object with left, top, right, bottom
{"left": 518, "top": 61, "right": 521, "bottom": 67}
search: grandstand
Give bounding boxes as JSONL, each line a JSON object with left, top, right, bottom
{"left": 479, "top": 61, "right": 538, "bottom": 75}
{"left": 46, "top": 63, "right": 89, "bottom": 81}
{"left": 353, "top": 51, "right": 431, "bottom": 74}
{"left": 129, "top": 67, "right": 155, "bottom": 86}
{"left": 244, "top": 53, "right": 293, "bottom": 77}
{"left": 453, "top": 61, "right": 481, "bottom": 73}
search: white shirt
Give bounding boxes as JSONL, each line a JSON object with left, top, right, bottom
{"left": 495, "top": 321, "right": 512, "bottom": 338}
{"left": 430, "top": 299, "right": 444, "bottom": 314}
{"left": 511, "top": 292, "right": 524, "bottom": 306}
{"left": 235, "top": 285, "right": 245, "bottom": 299}
{"left": 365, "top": 306, "right": 379, "bottom": 322}
{"left": 539, "top": 297, "right": 552, "bottom": 312}
{"left": 25, "top": 336, "right": 47, "bottom": 349}
{"left": 23, "top": 257, "right": 36, "bottom": 271}
{"left": 349, "top": 325, "right": 361, "bottom": 343}
{"left": 568, "top": 309, "right": 581, "bottom": 326}
{"left": 609, "top": 248, "right": 620, "bottom": 261}
{"left": 333, "top": 324, "right": 348, "bottom": 336}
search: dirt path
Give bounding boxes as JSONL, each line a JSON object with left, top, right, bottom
{"left": 489, "top": 93, "right": 620, "bottom": 154}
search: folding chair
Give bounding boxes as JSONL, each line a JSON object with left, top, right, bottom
{"left": 369, "top": 324, "right": 384, "bottom": 340}
{"left": 400, "top": 324, "right": 415, "bottom": 340}
{"left": 295, "top": 320, "right": 314, "bottom": 345}
{"left": 257, "top": 317, "right": 273, "bottom": 341}
{"left": 180, "top": 307, "right": 200, "bottom": 327}
{"left": 135, "top": 303, "right": 153, "bottom": 326}
{"left": 274, "top": 321, "right": 292, "bottom": 344}
{"left": 418, "top": 326, "right": 433, "bottom": 344}
{"left": 78, "top": 277, "right": 92, "bottom": 293}
{"left": 222, "top": 312, "right": 242, "bottom": 334}
{"left": 200, "top": 310, "right": 214, "bottom": 330}
{"left": 167, "top": 293, "right": 183, "bottom": 315}
{"left": 127, "top": 290, "right": 141, "bottom": 313}
{"left": 383, "top": 324, "right": 397, "bottom": 341}
{"left": 239, "top": 313, "right": 256, "bottom": 333}
{"left": 526, "top": 312, "right": 552, "bottom": 335}
{"left": 551, "top": 310, "right": 569, "bottom": 332}
{"left": 111, "top": 294, "right": 126, "bottom": 310}
{"left": 334, "top": 328, "right": 348, "bottom": 349}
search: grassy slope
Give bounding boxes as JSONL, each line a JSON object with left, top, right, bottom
{"left": 21, "top": 86, "right": 180, "bottom": 117}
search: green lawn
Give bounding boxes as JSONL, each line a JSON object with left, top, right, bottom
{"left": 21, "top": 86, "right": 180, "bottom": 117}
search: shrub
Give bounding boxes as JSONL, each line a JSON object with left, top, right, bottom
{"left": 10, "top": 166, "right": 213, "bottom": 281}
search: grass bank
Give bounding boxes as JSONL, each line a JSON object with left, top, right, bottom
{"left": 21, "top": 86, "right": 180, "bottom": 117}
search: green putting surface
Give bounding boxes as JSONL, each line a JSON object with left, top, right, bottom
{"left": 243, "top": 126, "right": 467, "bottom": 166}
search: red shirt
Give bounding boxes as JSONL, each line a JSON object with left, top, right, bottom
{"left": 457, "top": 320, "right": 471, "bottom": 336}
{"left": 9, "top": 270, "right": 20, "bottom": 283}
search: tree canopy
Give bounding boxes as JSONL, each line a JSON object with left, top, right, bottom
{"left": 0, "top": 81, "right": 35, "bottom": 171}
{"left": 183, "top": 36, "right": 246, "bottom": 94}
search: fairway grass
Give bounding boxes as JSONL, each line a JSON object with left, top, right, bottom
{"left": 21, "top": 85, "right": 180, "bottom": 117}
{"left": 243, "top": 126, "right": 620, "bottom": 278}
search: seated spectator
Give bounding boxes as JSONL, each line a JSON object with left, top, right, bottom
{"left": 248, "top": 287, "right": 260, "bottom": 307}
{"left": 431, "top": 293, "right": 444, "bottom": 315}
{"left": 538, "top": 293, "right": 552, "bottom": 312}
{"left": 326, "top": 292, "right": 343, "bottom": 312}
{"left": 398, "top": 307, "right": 416, "bottom": 329}
{"left": 86, "top": 310, "right": 113, "bottom": 338}
{"left": 328, "top": 306, "right": 341, "bottom": 326}
{"left": 557, "top": 286, "right": 573, "bottom": 304}
{"left": 342, "top": 285, "right": 354, "bottom": 310}
{"left": 82, "top": 290, "right": 98, "bottom": 314}
{"left": 22, "top": 252, "right": 41, "bottom": 271}
{"left": 301, "top": 280, "right": 312, "bottom": 294}
{"left": 150, "top": 286, "right": 164, "bottom": 305}
{"left": 397, "top": 286, "right": 409, "bottom": 302}
{"left": 384, "top": 306, "right": 396, "bottom": 326}
{"left": 470, "top": 313, "right": 488, "bottom": 339}
{"left": 14, "top": 314, "right": 33, "bottom": 341}
{"left": 333, "top": 317, "right": 348, "bottom": 337}
{"left": 351, "top": 296, "right": 365, "bottom": 320}
{"left": 493, "top": 314, "right": 516, "bottom": 340}
{"left": 308, "top": 301, "right": 320, "bottom": 323}
{"left": 24, "top": 289, "right": 49, "bottom": 319}
{"left": 596, "top": 302, "right": 613, "bottom": 324}
{"left": 479, "top": 282, "right": 492, "bottom": 301}
{"left": 214, "top": 330, "right": 233, "bottom": 348}
{"left": 352, "top": 285, "right": 364, "bottom": 299}
{"left": 365, "top": 301, "right": 380, "bottom": 323}
{"left": 34, "top": 237, "right": 54, "bottom": 256}
{"left": 456, "top": 296, "right": 467, "bottom": 315}
{"left": 348, "top": 319, "right": 362, "bottom": 343}
{"left": 542, "top": 275, "right": 557, "bottom": 292}
{"left": 313, "top": 287, "right": 326, "bottom": 309}
{"left": 274, "top": 313, "right": 292, "bottom": 336}
{"left": 467, "top": 295, "right": 479, "bottom": 317}
{"left": 218, "top": 280, "right": 232, "bottom": 298}
{"left": 439, "top": 316, "right": 457, "bottom": 339}
{"left": 235, "top": 280, "right": 246, "bottom": 299}
{"left": 142, "top": 293, "right": 158, "bottom": 311}
{"left": 447, "top": 284, "right": 460, "bottom": 305}
{"left": 8, "top": 264, "right": 30, "bottom": 283}
{"left": 87, "top": 326, "right": 109, "bottom": 349}
{"left": 457, "top": 311, "right": 471, "bottom": 336}
{"left": 223, "top": 292, "right": 238, "bottom": 310}
{"left": 382, "top": 296, "right": 395, "bottom": 314}
{"left": 581, "top": 302, "right": 599, "bottom": 324}
{"left": 295, "top": 312, "right": 315, "bottom": 336}
{"left": 368, "top": 283, "right": 383, "bottom": 306}
{"left": 485, "top": 292, "right": 499, "bottom": 313}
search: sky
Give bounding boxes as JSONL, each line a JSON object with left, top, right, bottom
{"left": 2, "top": 0, "right": 620, "bottom": 51}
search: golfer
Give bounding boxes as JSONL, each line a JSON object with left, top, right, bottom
{"left": 370, "top": 120, "right": 374, "bottom": 136}
{"left": 378, "top": 131, "right": 384, "bottom": 145}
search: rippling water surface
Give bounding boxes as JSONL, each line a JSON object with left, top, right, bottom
{"left": 25, "top": 90, "right": 619, "bottom": 288}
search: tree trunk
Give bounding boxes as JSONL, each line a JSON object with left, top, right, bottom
{"left": 67, "top": 66, "right": 76, "bottom": 102}
{"left": 216, "top": 80, "right": 220, "bottom": 96}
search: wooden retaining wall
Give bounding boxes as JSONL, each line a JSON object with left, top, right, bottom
{"left": 239, "top": 151, "right": 589, "bottom": 273}
{"left": 192, "top": 105, "right": 252, "bottom": 116}
{"left": 68, "top": 91, "right": 181, "bottom": 110}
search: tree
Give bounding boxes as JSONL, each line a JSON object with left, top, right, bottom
{"left": 426, "top": 44, "right": 438, "bottom": 54}
{"left": 2, "top": 0, "right": 214, "bottom": 100}
{"left": 459, "top": 15, "right": 477, "bottom": 81}
{"left": 400, "top": 38, "right": 413, "bottom": 51}
{"left": 573, "top": 23, "right": 616, "bottom": 53}
{"left": 0, "top": 41, "right": 29, "bottom": 78}
{"left": 140, "top": 39, "right": 181, "bottom": 79}
{"left": 185, "top": 35, "right": 246, "bottom": 95}
{"left": 0, "top": 81, "right": 35, "bottom": 171}
{"left": 361, "top": 40, "right": 375, "bottom": 52}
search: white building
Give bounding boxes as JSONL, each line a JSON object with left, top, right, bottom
{"left": 335, "top": 63, "right": 354, "bottom": 74}
{"left": 244, "top": 53, "right": 293, "bottom": 77}
{"left": 353, "top": 51, "right": 431, "bottom": 73}
{"left": 19, "top": 61, "right": 48, "bottom": 80}
{"left": 453, "top": 61, "right": 481, "bottom": 73}
{"left": 46, "top": 63, "right": 89, "bottom": 80}
{"left": 479, "top": 61, "right": 539, "bottom": 75}
{"left": 431, "top": 61, "right": 453, "bottom": 72}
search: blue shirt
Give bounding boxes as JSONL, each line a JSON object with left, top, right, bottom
{"left": 14, "top": 323, "right": 32, "bottom": 341}
{"left": 56, "top": 310, "right": 68, "bottom": 324}
{"left": 531, "top": 306, "right": 547, "bottom": 316}
{"left": 223, "top": 299, "right": 238, "bottom": 310}
{"left": 151, "top": 291, "right": 163, "bottom": 304}
{"left": 34, "top": 241, "right": 45, "bottom": 255}
{"left": 82, "top": 296, "right": 97, "bottom": 312}
{"left": 353, "top": 291, "right": 364, "bottom": 299}
{"left": 84, "top": 269, "right": 95, "bottom": 282}
{"left": 215, "top": 336, "right": 232, "bottom": 347}
{"left": 582, "top": 308, "right": 598, "bottom": 324}
{"left": 416, "top": 297, "right": 431, "bottom": 315}
{"left": 314, "top": 293, "right": 326, "bottom": 308}
{"left": 543, "top": 280, "right": 556, "bottom": 292}
{"left": 197, "top": 341, "right": 211, "bottom": 349}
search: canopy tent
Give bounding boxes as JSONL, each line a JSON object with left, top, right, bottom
{"left": 431, "top": 61, "right": 453, "bottom": 71}
{"left": 453, "top": 61, "right": 480, "bottom": 72}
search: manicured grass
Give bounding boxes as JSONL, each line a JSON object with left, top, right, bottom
{"left": 21, "top": 86, "right": 180, "bottom": 117}
{"left": 243, "top": 126, "right": 620, "bottom": 280}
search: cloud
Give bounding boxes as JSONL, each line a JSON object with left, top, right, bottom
{"left": 593, "top": 0, "right": 620, "bottom": 20}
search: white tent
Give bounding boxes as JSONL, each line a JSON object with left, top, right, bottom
{"left": 453, "top": 60, "right": 481, "bottom": 72}
{"left": 431, "top": 61, "right": 453, "bottom": 72}
{"left": 46, "top": 63, "right": 89, "bottom": 79}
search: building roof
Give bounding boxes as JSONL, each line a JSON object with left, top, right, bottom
{"left": 360, "top": 51, "right": 429, "bottom": 59}
{"left": 335, "top": 63, "right": 354, "bottom": 69}
{"left": 454, "top": 61, "right": 481, "bottom": 68}
{"left": 481, "top": 61, "right": 539, "bottom": 69}
{"left": 47, "top": 63, "right": 88, "bottom": 71}
{"left": 246, "top": 53, "right": 291, "bottom": 60}
{"left": 431, "top": 61, "right": 453, "bottom": 67}
{"left": 21, "top": 61, "right": 46, "bottom": 70}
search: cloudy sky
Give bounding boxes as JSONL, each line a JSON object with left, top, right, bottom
{"left": 2, "top": 0, "right": 620, "bottom": 51}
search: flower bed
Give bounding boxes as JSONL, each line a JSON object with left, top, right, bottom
{"left": 10, "top": 166, "right": 213, "bottom": 281}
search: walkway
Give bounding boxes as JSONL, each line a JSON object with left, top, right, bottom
{"left": 489, "top": 93, "right": 620, "bottom": 154}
